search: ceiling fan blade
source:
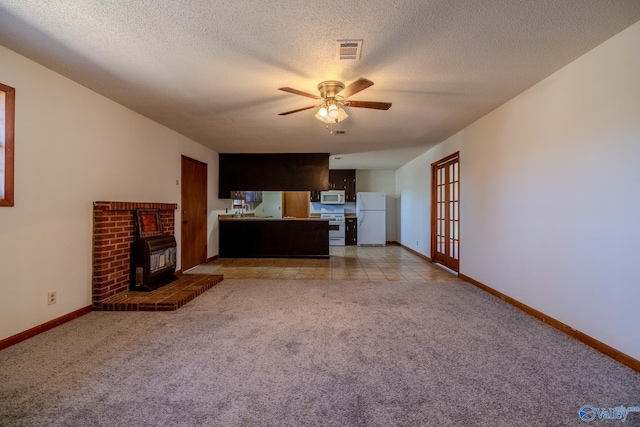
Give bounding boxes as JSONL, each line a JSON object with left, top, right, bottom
{"left": 346, "top": 100, "right": 392, "bottom": 110}
{"left": 278, "top": 87, "right": 320, "bottom": 100}
{"left": 278, "top": 105, "right": 316, "bottom": 115}
{"left": 338, "top": 78, "right": 374, "bottom": 99}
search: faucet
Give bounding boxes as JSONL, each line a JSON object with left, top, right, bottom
{"left": 232, "top": 203, "right": 249, "bottom": 218}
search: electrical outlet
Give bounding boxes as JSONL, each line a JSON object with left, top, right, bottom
{"left": 416, "top": 241, "right": 419, "bottom": 246}
{"left": 47, "top": 291, "right": 57, "bottom": 305}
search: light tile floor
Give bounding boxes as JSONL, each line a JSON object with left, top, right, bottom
{"left": 188, "top": 245, "right": 456, "bottom": 282}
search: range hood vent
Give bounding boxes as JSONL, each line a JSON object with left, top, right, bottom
{"left": 338, "top": 39, "right": 362, "bottom": 60}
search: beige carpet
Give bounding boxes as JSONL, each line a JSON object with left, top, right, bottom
{"left": 1, "top": 278, "right": 639, "bottom": 426}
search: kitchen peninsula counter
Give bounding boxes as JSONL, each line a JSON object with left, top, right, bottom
{"left": 218, "top": 216, "right": 329, "bottom": 258}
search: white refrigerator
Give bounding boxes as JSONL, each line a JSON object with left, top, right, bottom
{"left": 356, "top": 192, "right": 386, "bottom": 246}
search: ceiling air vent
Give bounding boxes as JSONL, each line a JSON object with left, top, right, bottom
{"left": 338, "top": 39, "right": 362, "bottom": 60}
{"left": 334, "top": 130, "right": 347, "bottom": 135}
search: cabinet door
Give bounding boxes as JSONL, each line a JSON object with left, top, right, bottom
{"left": 231, "top": 190, "right": 246, "bottom": 200}
{"left": 247, "top": 191, "right": 263, "bottom": 203}
{"left": 329, "top": 170, "right": 347, "bottom": 190}
{"left": 344, "top": 170, "right": 356, "bottom": 201}
{"left": 345, "top": 218, "right": 357, "bottom": 245}
{"left": 327, "top": 170, "right": 338, "bottom": 190}
{"left": 329, "top": 170, "right": 356, "bottom": 200}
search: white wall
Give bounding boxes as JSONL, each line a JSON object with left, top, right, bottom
{"left": 255, "top": 191, "right": 283, "bottom": 218}
{"left": 0, "top": 45, "right": 223, "bottom": 341}
{"left": 395, "top": 141, "right": 461, "bottom": 253}
{"left": 396, "top": 21, "right": 640, "bottom": 360}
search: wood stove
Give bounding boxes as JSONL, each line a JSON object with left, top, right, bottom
{"left": 131, "top": 209, "right": 177, "bottom": 291}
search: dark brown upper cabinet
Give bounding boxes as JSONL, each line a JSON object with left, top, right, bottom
{"left": 328, "top": 169, "right": 356, "bottom": 201}
{"left": 218, "top": 153, "right": 329, "bottom": 199}
{"left": 310, "top": 169, "right": 356, "bottom": 202}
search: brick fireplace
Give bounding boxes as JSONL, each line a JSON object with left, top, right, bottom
{"left": 92, "top": 201, "right": 177, "bottom": 310}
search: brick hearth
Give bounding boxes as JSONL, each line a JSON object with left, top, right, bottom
{"left": 101, "top": 273, "right": 223, "bottom": 311}
{"left": 92, "top": 201, "right": 177, "bottom": 310}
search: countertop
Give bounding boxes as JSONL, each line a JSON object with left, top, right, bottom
{"left": 219, "top": 213, "right": 356, "bottom": 220}
{"left": 219, "top": 214, "right": 328, "bottom": 221}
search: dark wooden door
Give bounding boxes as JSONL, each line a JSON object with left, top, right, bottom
{"left": 283, "top": 191, "right": 310, "bottom": 218}
{"left": 181, "top": 156, "right": 207, "bottom": 271}
{"left": 431, "top": 152, "right": 460, "bottom": 272}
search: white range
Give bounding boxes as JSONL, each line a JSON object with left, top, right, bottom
{"left": 320, "top": 207, "right": 345, "bottom": 246}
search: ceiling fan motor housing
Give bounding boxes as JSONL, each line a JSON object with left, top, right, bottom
{"left": 317, "top": 81, "right": 345, "bottom": 99}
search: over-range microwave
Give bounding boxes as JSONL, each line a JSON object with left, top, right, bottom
{"left": 320, "top": 190, "right": 345, "bottom": 204}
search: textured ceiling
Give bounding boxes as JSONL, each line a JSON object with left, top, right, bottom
{"left": 1, "top": 1, "right": 639, "bottom": 169}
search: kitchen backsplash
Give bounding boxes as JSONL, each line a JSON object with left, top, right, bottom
{"left": 228, "top": 191, "right": 357, "bottom": 218}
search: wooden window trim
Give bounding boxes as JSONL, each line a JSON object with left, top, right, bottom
{"left": 0, "top": 82, "right": 15, "bottom": 207}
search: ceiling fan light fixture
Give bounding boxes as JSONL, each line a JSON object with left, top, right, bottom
{"left": 315, "top": 111, "right": 331, "bottom": 123}
{"left": 279, "top": 78, "right": 387, "bottom": 127}
{"left": 328, "top": 103, "right": 339, "bottom": 118}
{"left": 336, "top": 106, "right": 348, "bottom": 122}
{"left": 315, "top": 105, "right": 348, "bottom": 124}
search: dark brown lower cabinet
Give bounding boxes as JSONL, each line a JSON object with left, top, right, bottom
{"left": 345, "top": 217, "right": 357, "bottom": 246}
{"left": 219, "top": 218, "right": 329, "bottom": 258}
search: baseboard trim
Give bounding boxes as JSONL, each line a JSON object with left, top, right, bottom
{"left": 397, "top": 242, "right": 432, "bottom": 262}
{"left": 458, "top": 273, "right": 640, "bottom": 373}
{"left": 0, "top": 305, "right": 93, "bottom": 351}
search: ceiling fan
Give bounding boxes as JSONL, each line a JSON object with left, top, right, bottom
{"left": 277, "top": 78, "right": 392, "bottom": 124}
